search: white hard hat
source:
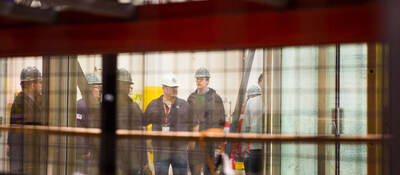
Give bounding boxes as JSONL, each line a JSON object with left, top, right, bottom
{"left": 161, "top": 74, "right": 180, "bottom": 87}
{"left": 195, "top": 67, "right": 211, "bottom": 78}
{"left": 85, "top": 73, "right": 101, "bottom": 85}
{"left": 247, "top": 84, "right": 261, "bottom": 97}
{"left": 20, "top": 66, "right": 42, "bottom": 82}
{"left": 117, "top": 68, "right": 134, "bottom": 84}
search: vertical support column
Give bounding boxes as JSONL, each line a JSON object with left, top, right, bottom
{"left": 264, "top": 48, "right": 270, "bottom": 175}
{"left": 270, "top": 48, "right": 282, "bottom": 175}
{"left": 48, "top": 56, "right": 70, "bottom": 175}
{"left": 42, "top": 56, "right": 50, "bottom": 175}
{"left": 0, "top": 58, "right": 7, "bottom": 171}
{"left": 317, "top": 47, "right": 327, "bottom": 175}
{"left": 381, "top": 45, "right": 390, "bottom": 175}
{"left": 334, "top": 44, "right": 341, "bottom": 175}
{"left": 42, "top": 56, "right": 50, "bottom": 126}
{"left": 66, "top": 56, "right": 78, "bottom": 174}
{"left": 100, "top": 54, "right": 117, "bottom": 175}
{"left": 385, "top": 1, "right": 400, "bottom": 175}
{"left": 367, "top": 43, "right": 382, "bottom": 175}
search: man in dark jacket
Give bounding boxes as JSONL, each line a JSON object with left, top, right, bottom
{"left": 7, "top": 66, "right": 46, "bottom": 174}
{"left": 116, "top": 68, "right": 148, "bottom": 175}
{"left": 144, "top": 74, "right": 195, "bottom": 175}
{"left": 76, "top": 73, "right": 102, "bottom": 174}
{"left": 188, "top": 67, "right": 225, "bottom": 175}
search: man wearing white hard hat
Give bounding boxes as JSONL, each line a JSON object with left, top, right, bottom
{"left": 242, "top": 74, "right": 264, "bottom": 175}
{"left": 144, "top": 74, "right": 195, "bottom": 175}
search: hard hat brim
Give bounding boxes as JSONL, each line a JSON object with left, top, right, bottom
{"left": 162, "top": 83, "right": 180, "bottom": 87}
{"left": 89, "top": 83, "right": 102, "bottom": 85}
{"left": 21, "top": 78, "right": 42, "bottom": 82}
{"left": 195, "top": 76, "right": 210, "bottom": 78}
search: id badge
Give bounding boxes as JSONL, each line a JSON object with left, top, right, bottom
{"left": 162, "top": 126, "right": 170, "bottom": 132}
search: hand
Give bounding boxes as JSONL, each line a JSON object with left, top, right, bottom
{"left": 143, "top": 165, "right": 152, "bottom": 175}
{"left": 146, "top": 140, "right": 153, "bottom": 152}
{"left": 242, "top": 151, "right": 250, "bottom": 159}
{"left": 187, "top": 141, "right": 196, "bottom": 150}
{"left": 83, "top": 152, "right": 91, "bottom": 159}
{"left": 6, "top": 144, "right": 9, "bottom": 157}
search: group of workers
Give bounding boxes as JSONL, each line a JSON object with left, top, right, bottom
{"left": 7, "top": 66, "right": 264, "bottom": 175}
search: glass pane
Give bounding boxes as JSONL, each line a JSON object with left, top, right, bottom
{"left": 339, "top": 44, "right": 367, "bottom": 175}
{"left": 0, "top": 44, "right": 377, "bottom": 174}
{"left": 281, "top": 46, "right": 319, "bottom": 175}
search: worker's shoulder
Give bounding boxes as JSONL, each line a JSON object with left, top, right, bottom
{"left": 247, "top": 95, "right": 262, "bottom": 105}
{"left": 148, "top": 96, "right": 162, "bottom": 106}
{"left": 208, "top": 88, "right": 223, "bottom": 100}
{"left": 187, "top": 91, "right": 196, "bottom": 100}
{"left": 12, "top": 92, "right": 25, "bottom": 104}
{"left": 76, "top": 98, "right": 87, "bottom": 108}
{"left": 175, "top": 97, "right": 190, "bottom": 106}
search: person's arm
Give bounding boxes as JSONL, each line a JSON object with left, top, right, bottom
{"left": 132, "top": 102, "right": 149, "bottom": 168}
{"left": 187, "top": 94, "right": 199, "bottom": 132}
{"left": 76, "top": 100, "right": 91, "bottom": 158}
{"left": 213, "top": 95, "right": 226, "bottom": 129}
{"left": 243, "top": 106, "right": 252, "bottom": 133}
{"left": 241, "top": 102, "right": 251, "bottom": 153}
{"left": 184, "top": 102, "right": 196, "bottom": 150}
{"left": 77, "top": 115, "right": 91, "bottom": 158}
{"left": 8, "top": 98, "right": 23, "bottom": 157}
{"left": 143, "top": 103, "right": 153, "bottom": 152}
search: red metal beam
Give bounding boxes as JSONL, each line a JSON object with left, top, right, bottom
{"left": 0, "top": 2, "right": 381, "bottom": 57}
{"left": 0, "top": 0, "right": 373, "bottom": 26}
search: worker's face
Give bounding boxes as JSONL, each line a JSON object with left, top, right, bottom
{"left": 118, "top": 81, "right": 132, "bottom": 96}
{"left": 33, "top": 80, "right": 42, "bottom": 95}
{"left": 258, "top": 79, "right": 264, "bottom": 90}
{"left": 196, "top": 77, "right": 209, "bottom": 90}
{"left": 90, "top": 85, "right": 102, "bottom": 100}
{"left": 163, "top": 86, "right": 178, "bottom": 98}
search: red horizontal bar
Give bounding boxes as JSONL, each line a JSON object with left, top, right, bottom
{"left": 0, "top": 2, "right": 381, "bottom": 57}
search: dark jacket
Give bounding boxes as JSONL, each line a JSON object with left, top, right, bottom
{"left": 76, "top": 98, "right": 101, "bottom": 156}
{"left": 187, "top": 88, "right": 225, "bottom": 131}
{"left": 144, "top": 95, "right": 195, "bottom": 161}
{"left": 8, "top": 92, "right": 46, "bottom": 174}
{"left": 117, "top": 95, "right": 148, "bottom": 173}
{"left": 9, "top": 92, "right": 43, "bottom": 125}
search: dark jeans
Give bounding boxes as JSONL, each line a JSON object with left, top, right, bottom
{"left": 189, "top": 143, "right": 215, "bottom": 175}
{"left": 9, "top": 133, "right": 23, "bottom": 175}
{"left": 9, "top": 145, "right": 23, "bottom": 175}
{"left": 76, "top": 156, "right": 90, "bottom": 174}
{"left": 244, "top": 149, "right": 262, "bottom": 175}
{"left": 155, "top": 157, "right": 187, "bottom": 175}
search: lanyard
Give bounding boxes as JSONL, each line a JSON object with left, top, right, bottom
{"left": 163, "top": 103, "right": 171, "bottom": 123}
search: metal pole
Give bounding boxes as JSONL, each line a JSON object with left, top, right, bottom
{"left": 226, "top": 49, "right": 255, "bottom": 155}
{"left": 100, "top": 54, "right": 117, "bottom": 175}
{"left": 231, "top": 50, "right": 256, "bottom": 125}
{"left": 262, "top": 49, "right": 267, "bottom": 175}
{"left": 335, "top": 44, "right": 341, "bottom": 175}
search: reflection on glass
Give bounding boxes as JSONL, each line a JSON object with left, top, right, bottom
{"left": 0, "top": 44, "right": 378, "bottom": 174}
